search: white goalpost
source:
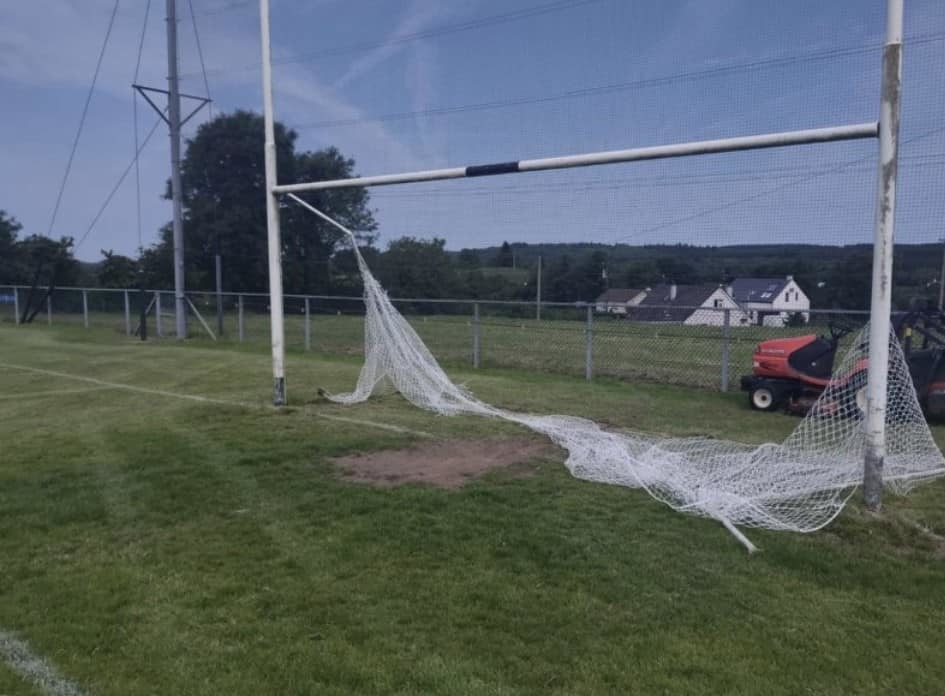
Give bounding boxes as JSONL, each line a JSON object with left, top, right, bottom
{"left": 256, "top": 0, "right": 939, "bottom": 547}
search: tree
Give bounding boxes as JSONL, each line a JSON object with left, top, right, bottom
{"left": 377, "top": 237, "right": 458, "bottom": 300}
{"left": 98, "top": 249, "right": 138, "bottom": 288}
{"left": 0, "top": 211, "right": 22, "bottom": 283}
{"left": 493, "top": 241, "right": 514, "bottom": 268}
{"left": 282, "top": 147, "right": 377, "bottom": 294}
{"left": 456, "top": 248, "right": 482, "bottom": 270}
{"left": 148, "top": 110, "right": 376, "bottom": 293}
{"left": 16, "top": 235, "right": 79, "bottom": 322}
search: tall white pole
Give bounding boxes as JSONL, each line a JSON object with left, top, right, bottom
{"left": 260, "top": 0, "right": 286, "bottom": 405}
{"left": 864, "top": 0, "right": 904, "bottom": 511}
{"left": 166, "top": 0, "right": 187, "bottom": 339}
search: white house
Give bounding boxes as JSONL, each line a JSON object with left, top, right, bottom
{"left": 633, "top": 284, "right": 749, "bottom": 327}
{"left": 594, "top": 288, "right": 647, "bottom": 316}
{"left": 728, "top": 276, "right": 811, "bottom": 326}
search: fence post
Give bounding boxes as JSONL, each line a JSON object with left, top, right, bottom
{"left": 585, "top": 304, "right": 593, "bottom": 381}
{"left": 124, "top": 290, "right": 131, "bottom": 336}
{"left": 472, "top": 303, "right": 481, "bottom": 368}
{"left": 304, "top": 297, "right": 311, "bottom": 351}
{"left": 82, "top": 289, "right": 89, "bottom": 328}
{"left": 215, "top": 254, "right": 224, "bottom": 337}
{"left": 238, "top": 294, "right": 245, "bottom": 343}
{"left": 47, "top": 295, "right": 52, "bottom": 325}
{"left": 155, "top": 292, "right": 163, "bottom": 337}
{"left": 13, "top": 287, "right": 19, "bottom": 325}
{"left": 721, "top": 309, "right": 731, "bottom": 392}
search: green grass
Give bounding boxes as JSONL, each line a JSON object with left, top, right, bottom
{"left": 12, "top": 297, "right": 846, "bottom": 391}
{"left": 1, "top": 324, "right": 944, "bottom": 695}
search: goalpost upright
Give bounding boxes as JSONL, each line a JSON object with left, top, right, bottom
{"left": 259, "top": 0, "right": 286, "bottom": 406}
{"left": 864, "top": 0, "right": 904, "bottom": 511}
{"left": 257, "top": 0, "right": 905, "bottom": 506}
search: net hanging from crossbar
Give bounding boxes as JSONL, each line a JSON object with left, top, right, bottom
{"left": 295, "top": 199, "right": 945, "bottom": 551}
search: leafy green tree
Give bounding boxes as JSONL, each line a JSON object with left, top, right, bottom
{"left": 98, "top": 249, "right": 138, "bottom": 288}
{"left": 148, "top": 110, "right": 376, "bottom": 293}
{"left": 378, "top": 237, "right": 458, "bottom": 300}
{"left": 0, "top": 211, "right": 22, "bottom": 283}
{"left": 457, "top": 248, "right": 482, "bottom": 270}
{"left": 493, "top": 241, "right": 514, "bottom": 268}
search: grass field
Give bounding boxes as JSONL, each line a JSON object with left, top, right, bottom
{"left": 1, "top": 324, "right": 943, "bottom": 695}
{"left": 2, "top": 289, "right": 863, "bottom": 391}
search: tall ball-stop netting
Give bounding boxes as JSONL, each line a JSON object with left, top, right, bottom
{"left": 253, "top": 0, "right": 945, "bottom": 548}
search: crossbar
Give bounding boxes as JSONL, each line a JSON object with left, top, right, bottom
{"left": 274, "top": 122, "right": 878, "bottom": 193}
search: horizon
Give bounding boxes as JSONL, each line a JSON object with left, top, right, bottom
{"left": 2, "top": 0, "right": 944, "bottom": 263}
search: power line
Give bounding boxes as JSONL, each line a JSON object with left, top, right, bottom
{"left": 611, "top": 124, "right": 945, "bottom": 243}
{"left": 133, "top": 0, "right": 153, "bottom": 250}
{"left": 187, "top": 0, "right": 214, "bottom": 120}
{"left": 75, "top": 117, "right": 164, "bottom": 252}
{"left": 182, "top": 0, "right": 606, "bottom": 79}
{"left": 291, "top": 31, "right": 945, "bottom": 130}
{"left": 47, "top": 0, "right": 121, "bottom": 239}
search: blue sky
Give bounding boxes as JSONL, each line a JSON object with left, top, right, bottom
{"left": 1, "top": 0, "right": 944, "bottom": 262}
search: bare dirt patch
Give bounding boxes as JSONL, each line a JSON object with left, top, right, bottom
{"left": 333, "top": 437, "right": 555, "bottom": 489}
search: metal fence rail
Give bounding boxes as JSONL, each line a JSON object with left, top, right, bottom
{"left": 0, "top": 284, "right": 869, "bottom": 391}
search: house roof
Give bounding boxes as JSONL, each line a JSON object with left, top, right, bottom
{"left": 632, "top": 284, "right": 725, "bottom": 322}
{"left": 595, "top": 288, "right": 644, "bottom": 304}
{"left": 729, "top": 277, "right": 792, "bottom": 304}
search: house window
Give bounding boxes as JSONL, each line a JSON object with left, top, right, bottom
{"left": 713, "top": 299, "right": 723, "bottom": 308}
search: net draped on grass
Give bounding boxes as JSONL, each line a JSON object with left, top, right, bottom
{"left": 315, "top": 212, "right": 945, "bottom": 551}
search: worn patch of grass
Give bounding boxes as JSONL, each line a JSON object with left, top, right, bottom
{"left": 0, "top": 325, "right": 944, "bottom": 695}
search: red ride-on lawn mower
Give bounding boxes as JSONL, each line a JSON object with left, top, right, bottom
{"left": 740, "top": 323, "right": 865, "bottom": 415}
{"left": 739, "top": 311, "right": 945, "bottom": 418}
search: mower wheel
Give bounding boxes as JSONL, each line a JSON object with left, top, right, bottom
{"left": 750, "top": 386, "right": 779, "bottom": 412}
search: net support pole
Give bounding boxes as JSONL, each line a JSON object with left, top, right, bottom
{"left": 13, "top": 288, "right": 19, "bottom": 326}
{"left": 260, "top": 0, "right": 286, "bottom": 405}
{"left": 864, "top": 0, "right": 904, "bottom": 512}
{"left": 166, "top": 0, "right": 187, "bottom": 340}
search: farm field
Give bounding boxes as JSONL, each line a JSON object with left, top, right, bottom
{"left": 0, "top": 324, "right": 943, "bottom": 695}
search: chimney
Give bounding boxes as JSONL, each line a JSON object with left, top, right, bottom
{"left": 669, "top": 283, "right": 677, "bottom": 301}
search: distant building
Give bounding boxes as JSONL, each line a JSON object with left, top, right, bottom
{"left": 594, "top": 288, "right": 646, "bottom": 316}
{"left": 728, "top": 276, "right": 810, "bottom": 326}
{"left": 632, "top": 283, "right": 748, "bottom": 326}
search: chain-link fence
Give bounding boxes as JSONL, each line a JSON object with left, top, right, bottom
{"left": 0, "top": 284, "right": 870, "bottom": 391}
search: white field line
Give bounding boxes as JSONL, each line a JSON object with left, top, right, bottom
{"left": 0, "top": 629, "right": 85, "bottom": 696}
{"left": 0, "top": 362, "right": 434, "bottom": 438}
{"left": 0, "top": 386, "right": 116, "bottom": 401}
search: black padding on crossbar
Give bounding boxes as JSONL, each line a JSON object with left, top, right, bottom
{"left": 465, "top": 161, "right": 520, "bottom": 177}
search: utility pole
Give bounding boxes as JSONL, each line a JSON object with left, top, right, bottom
{"left": 166, "top": 0, "right": 187, "bottom": 339}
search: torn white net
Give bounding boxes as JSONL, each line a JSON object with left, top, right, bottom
{"left": 306, "top": 204, "right": 945, "bottom": 551}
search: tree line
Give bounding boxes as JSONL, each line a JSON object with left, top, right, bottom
{"left": 2, "top": 110, "right": 939, "bottom": 311}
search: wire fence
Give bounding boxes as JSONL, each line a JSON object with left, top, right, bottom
{"left": 0, "top": 285, "right": 870, "bottom": 391}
